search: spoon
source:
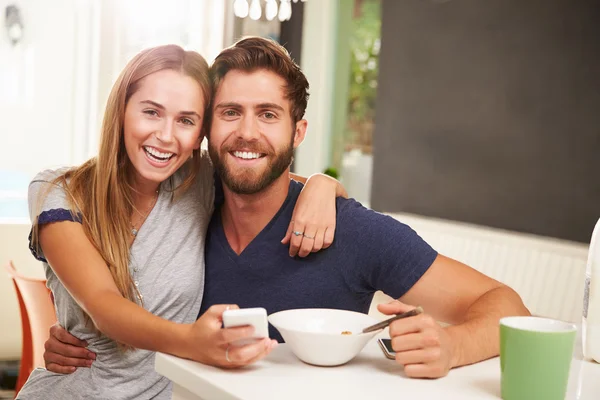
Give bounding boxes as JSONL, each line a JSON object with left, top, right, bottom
{"left": 362, "top": 306, "right": 424, "bottom": 334}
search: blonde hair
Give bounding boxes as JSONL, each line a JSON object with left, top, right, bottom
{"left": 33, "top": 45, "right": 210, "bottom": 310}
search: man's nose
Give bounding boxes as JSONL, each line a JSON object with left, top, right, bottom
{"left": 237, "top": 115, "right": 260, "bottom": 141}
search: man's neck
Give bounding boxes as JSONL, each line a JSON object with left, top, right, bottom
{"left": 220, "top": 171, "right": 292, "bottom": 255}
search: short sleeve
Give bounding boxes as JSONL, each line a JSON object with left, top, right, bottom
{"left": 335, "top": 198, "right": 438, "bottom": 299}
{"left": 28, "top": 169, "right": 81, "bottom": 262}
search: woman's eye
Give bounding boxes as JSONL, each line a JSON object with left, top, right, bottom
{"left": 180, "top": 118, "right": 194, "bottom": 126}
{"left": 224, "top": 110, "right": 238, "bottom": 117}
{"left": 143, "top": 109, "right": 159, "bottom": 117}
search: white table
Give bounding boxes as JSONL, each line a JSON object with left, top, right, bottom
{"left": 155, "top": 332, "right": 600, "bottom": 400}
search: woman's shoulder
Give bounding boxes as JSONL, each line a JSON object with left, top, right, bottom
{"left": 30, "top": 167, "right": 71, "bottom": 186}
{"left": 28, "top": 167, "right": 74, "bottom": 203}
{"left": 28, "top": 167, "right": 79, "bottom": 219}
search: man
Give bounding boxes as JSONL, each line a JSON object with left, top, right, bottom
{"left": 44, "top": 37, "right": 529, "bottom": 378}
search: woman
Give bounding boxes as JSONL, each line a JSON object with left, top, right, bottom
{"left": 18, "top": 45, "right": 344, "bottom": 399}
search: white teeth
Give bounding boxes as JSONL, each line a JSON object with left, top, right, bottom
{"left": 144, "top": 146, "right": 174, "bottom": 160}
{"left": 144, "top": 146, "right": 174, "bottom": 163}
{"left": 233, "top": 151, "right": 261, "bottom": 160}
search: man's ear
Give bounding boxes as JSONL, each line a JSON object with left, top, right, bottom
{"left": 293, "top": 119, "right": 308, "bottom": 149}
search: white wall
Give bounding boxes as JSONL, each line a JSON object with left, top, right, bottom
{"left": 294, "top": 0, "right": 338, "bottom": 177}
{"left": 0, "top": 0, "right": 95, "bottom": 177}
{"left": 0, "top": 0, "right": 89, "bottom": 360}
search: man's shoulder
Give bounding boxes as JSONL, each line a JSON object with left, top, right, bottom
{"left": 289, "top": 179, "right": 304, "bottom": 196}
{"left": 335, "top": 196, "right": 386, "bottom": 222}
{"left": 285, "top": 180, "right": 409, "bottom": 235}
{"left": 334, "top": 196, "right": 421, "bottom": 241}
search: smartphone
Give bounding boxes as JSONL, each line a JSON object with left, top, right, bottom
{"left": 377, "top": 338, "right": 396, "bottom": 360}
{"left": 222, "top": 307, "right": 269, "bottom": 346}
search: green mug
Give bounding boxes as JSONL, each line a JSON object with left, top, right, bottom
{"left": 500, "top": 316, "right": 577, "bottom": 400}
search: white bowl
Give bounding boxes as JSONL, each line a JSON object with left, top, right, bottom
{"left": 268, "top": 308, "right": 382, "bottom": 366}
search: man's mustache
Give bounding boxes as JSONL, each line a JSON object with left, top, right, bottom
{"left": 221, "top": 138, "right": 272, "bottom": 155}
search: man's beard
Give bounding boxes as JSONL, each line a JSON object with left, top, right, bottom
{"left": 208, "top": 136, "right": 294, "bottom": 195}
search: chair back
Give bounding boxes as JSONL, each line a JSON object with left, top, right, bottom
{"left": 4, "top": 261, "right": 56, "bottom": 395}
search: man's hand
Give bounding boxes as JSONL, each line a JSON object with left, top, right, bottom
{"left": 44, "top": 323, "right": 96, "bottom": 374}
{"left": 378, "top": 300, "right": 459, "bottom": 379}
{"left": 188, "top": 304, "right": 278, "bottom": 368}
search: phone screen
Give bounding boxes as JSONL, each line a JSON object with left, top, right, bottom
{"left": 377, "top": 338, "right": 396, "bottom": 359}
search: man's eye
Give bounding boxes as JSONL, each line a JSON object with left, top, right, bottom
{"left": 263, "top": 112, "right": 276, "bottom": 119}
{"left": 224, "top": 110, "right": 238, "bottom": 117}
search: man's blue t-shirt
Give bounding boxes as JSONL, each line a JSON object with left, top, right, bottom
{"left": 199, "top": 180, "right": 438, "bottom": 342}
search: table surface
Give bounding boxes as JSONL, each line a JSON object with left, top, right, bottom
{"left": 155, "top": 331, "right": 600, "bottom": 400}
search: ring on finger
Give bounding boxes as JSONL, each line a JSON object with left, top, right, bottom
{"left": 293, "top": 230, "right": 303, "bottom": 236}
{"left": 302, "top": 233, "right": 315, "bottom": 239}
{"left": 225, "top": 345, "right": 232, "bottom": 363}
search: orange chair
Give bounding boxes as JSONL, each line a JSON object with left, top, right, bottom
{"left": 4, "top": 261, "right": 57, "bottom": 396}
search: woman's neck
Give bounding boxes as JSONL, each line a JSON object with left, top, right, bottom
{"left": 130, "top": 173, "right": 160, "bottom": 200}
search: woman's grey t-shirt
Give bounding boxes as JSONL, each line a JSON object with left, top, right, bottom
{"left": 17, "top": 154, "right": 214, "bottom": 400}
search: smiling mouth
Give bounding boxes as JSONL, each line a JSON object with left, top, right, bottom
{"left": 143, "top": 146, "right": 176, "bottom": 163}
{"left": 230, "top": 151, "right": 266, "bottom": 160}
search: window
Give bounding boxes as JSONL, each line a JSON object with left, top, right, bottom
{"left": 329, "top": 0, "right": 381, "bottom": 207}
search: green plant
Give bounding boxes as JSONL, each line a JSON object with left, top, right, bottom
{"left": 346, "top": 0, "right": 381, "bottom": 154}
{"left": 323, "top": 167, "right": 339, "bottom": 179}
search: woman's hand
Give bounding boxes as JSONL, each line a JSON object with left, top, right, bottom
{"left": 188, "top": 304, "right": 278, "bottom": 368}
{"left": 283, "top": 173, "right": 347, "bottom": 257}
{"left": 42, "top": 305, "right": 277, "bottom": 371}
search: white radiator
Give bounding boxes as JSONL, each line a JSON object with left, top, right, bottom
{"left": 372, "top": 212, "right": 589, "bottom": 323}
